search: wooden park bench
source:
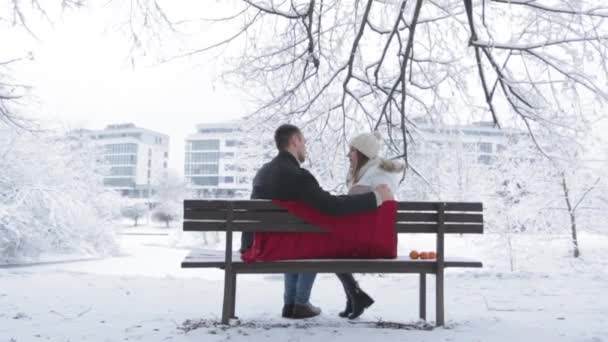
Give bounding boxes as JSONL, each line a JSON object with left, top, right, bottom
{"left": 181, "top": 200, "right": 483, "bottom": 326}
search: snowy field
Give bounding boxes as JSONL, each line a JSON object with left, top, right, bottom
{"left": 1, "top": 224, "right": 607, "bottom": 342}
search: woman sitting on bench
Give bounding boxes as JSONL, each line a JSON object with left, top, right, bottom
{"left": 337, "top": 131, "right": 405, "bottom": 319}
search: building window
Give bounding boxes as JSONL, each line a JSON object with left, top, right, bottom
{"left": 104, "top": 178, "right": 135, "bottom": 187}
{"left": 105, "top": 143, "right": 137, "bottom": 154}
{"left": 223, "top": 177, "right": 234, "bottom": 184}
{"left": 105, "top": 155, "right": 136, "bottom": 165}
{"left": 148, "top": 148, "right": 152, "bottom": 156}
{"left": 478, "top": 155, "right": 493, "bottom": 165}
{"left": 163, "top": 161, "right": 167, "bottom": 169}
{"left": 497, "top": 144, "right": 506, "bottom": 153}
{"left": 147, "top": 170, "right": 151, "bottom": 178}
{"left": 190, "top": 176, "right": 219, "bottom": 186}
{"left": 188, "top": 164, "right": 219, "bottom": 175}
{"left": 477, "top": 142, "right": 492, "bottom": 153}
{"left": 164, "top": 151, "right": 168, "bottom": 158}
{"left": 225, "top": 140, "right": 238, "bottom": 147}
{"left": 188, "top": 152, "right": 220, "bottom": 163}
{"left": 198, "top": 128, "right": 235, "bottom": 134}
{"left": 109, "top": 167, "right": 135, "bottom": 176}
{"left": 191, "top": 140, "right": 220, "bottom": 150}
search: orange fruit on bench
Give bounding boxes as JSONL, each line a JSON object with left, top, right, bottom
{"left": 429, "top": 252, "right": 437, "bottom": 259}
{"left": 409, "top": 250, "right": 419, "bottom": 260}
{"left": 419, "top": 252, "right": 429, "bottom": 260}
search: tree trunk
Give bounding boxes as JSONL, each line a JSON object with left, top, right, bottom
{"left": 134, "top": 216, "right": 139, "bottom": 227}
{"left": 569, "top": 213, "right": 580, "bottom": 258}
{"left": 166, "top": 220, "right": 170, "bottom": 228}
{"left": 507, "top": 233, "right": 515, "bottom": 272}
{"left": 561, "top": 176, "right": 580, "bottom": 258}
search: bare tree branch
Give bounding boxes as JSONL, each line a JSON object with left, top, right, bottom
{"left": 491, "top": 0, "right": 608, "bottom": 18}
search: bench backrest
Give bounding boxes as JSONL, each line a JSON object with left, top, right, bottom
{"left": 183, "top": 200, "right": 483, "bottom": 275}
{"left": 183, "top": 200, "right": 483, "bottom": 235}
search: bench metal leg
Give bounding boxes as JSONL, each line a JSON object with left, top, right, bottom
{"left": 436, "top": 202, "right": 446, "bottom": 327}
{"left": 419, "top": 273, "right": 426, "bottom": 320}
{"left": 230, "top": 272, "right": 237, "bottom": 319}
{"left": 436, "top": 270, "right": 445, "bottom": 326}
{"left": 221, "top": 270, "right": 236, "bottom": 324}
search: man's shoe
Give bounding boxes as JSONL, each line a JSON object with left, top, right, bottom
{"left": 292, "top": 303, "right": 321, "bottom": 319}
{"left": 348, "top": 288, "right": 374, "bottom": 319}
{"left": 282, "top": 304, "right": 295, "bottom": 318}
{"left": 338, "top": 297, "right": 352, "bottom": 318}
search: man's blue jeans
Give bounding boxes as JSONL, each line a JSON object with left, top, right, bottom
{"left": 284, "top": 272, "right": 317, "bottom": 305}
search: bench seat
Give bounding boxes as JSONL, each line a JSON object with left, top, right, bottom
{"left": 182, "top": 249, "right": 482, "bottom": 272}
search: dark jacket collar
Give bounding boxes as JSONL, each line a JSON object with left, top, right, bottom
{"left": 277, "top": 150, "right": 300, "bottom": 167}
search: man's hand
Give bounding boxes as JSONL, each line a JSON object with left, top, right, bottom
{"left": 374, "top": 184, "right": 394, "bottom": 202}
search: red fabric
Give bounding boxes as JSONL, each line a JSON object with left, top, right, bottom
{"left": 241, "top": 200, "right": 398, "bottom": 263}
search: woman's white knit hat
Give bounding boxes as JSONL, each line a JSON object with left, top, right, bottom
{"left": 349, "top": 131, "right": 383, "bottom": 159}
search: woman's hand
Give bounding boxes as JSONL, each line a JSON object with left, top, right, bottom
{"left": 374, "top": 184, "right": 394, "bottom": 202}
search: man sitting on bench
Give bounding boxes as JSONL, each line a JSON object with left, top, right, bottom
{"left": 239, "top": 124, "right": 394, "bottom": 319}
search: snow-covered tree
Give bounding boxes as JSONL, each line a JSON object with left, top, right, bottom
{"left": 151, "top": 172, "right": 188, "bottom": 228}
{"left": 121, "top": 0, "right": 607, "bottom": 173}
{"left": 152, "top": 203, "right": 180, "bottom": 228}
{"left": 121, "top": 203, "right": 148, "bottom": 227}
{"left": 489, "top": 132, "right": 604, "bottom": 258}
{"left": 0, "top": 130, "right": 119, "bottom": 263}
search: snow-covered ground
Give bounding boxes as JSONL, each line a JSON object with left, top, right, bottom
{"left": 1, "top": 225, "right": 607, "bottom": 342}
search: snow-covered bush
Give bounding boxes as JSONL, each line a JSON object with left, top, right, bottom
{"left": 0, "top": 131, "right": 119, "bottom": 263}
{"left": 121, "top": 203, "right": 149, "bottom": 227}
{"left": 152, "top": 202, "right": 180, "bottom": 228}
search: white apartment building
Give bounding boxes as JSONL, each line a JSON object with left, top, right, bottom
{"left": 184, "top": 120, "right": 509, "bottom": 198}
{"left": 398, "top": 119, "right": 509, "bottom": 166}
{"left": 185, "top": 122, "right": 268, "bottom": 199}
{"left": 87, "top": 123, "right": 169, "bottom": 198}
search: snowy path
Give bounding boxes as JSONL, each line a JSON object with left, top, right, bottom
{"left": 1, "top": 229, "right": 607, "bottom": 341}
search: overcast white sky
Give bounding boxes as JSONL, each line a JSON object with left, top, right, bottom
{"left": 7, "top": 1, "right": 248, "bottom": 175}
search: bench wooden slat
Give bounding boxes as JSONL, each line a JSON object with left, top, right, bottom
{"left": 181, "top": 251, "right": 482, "bottom": 272}
{"left": 397, "top": 202, "right": 482, "bottom": 212}
{"left": 234, "top": 211, "right": 305, "bottom": 222}
{"left": 184, "top": 200, "right": 291, "bottom": 211}
{"left": 185, "top": 210, "right": 483, "bottom": 224}
{"left": 183, "top": 221, "right": 329, "bottom": 232}
{"left": 235, "top": 259, "right": 482, "bottom": 272}
{"left": 181, "top": 259, "right": 483, "bottom": 270}
{"left": 184, "top": 210, "right": 229, "bottom": 220}
{"left": 183, "top": 221, "right": 482, "bottom": 234}
{"left": 396, "top": 223, "right": 483, "bottom": 234}
{"left": 184, "top": 200, "right": 227, "bottom": 210}
{"left": 185, "top": 200, "right": 483, "bottom": 213}
{"left": 185, "top": 210, "right": 313, "bottom": 222}
{"left": 397, "top": 212, "right": 483, "bottom": 223}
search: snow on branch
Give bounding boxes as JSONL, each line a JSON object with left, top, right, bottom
{"left": 490, "top": 0, "right": 608, "bottom": 18}
{"left": 119, "top": 0, "right": 607, "bottom": 184}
